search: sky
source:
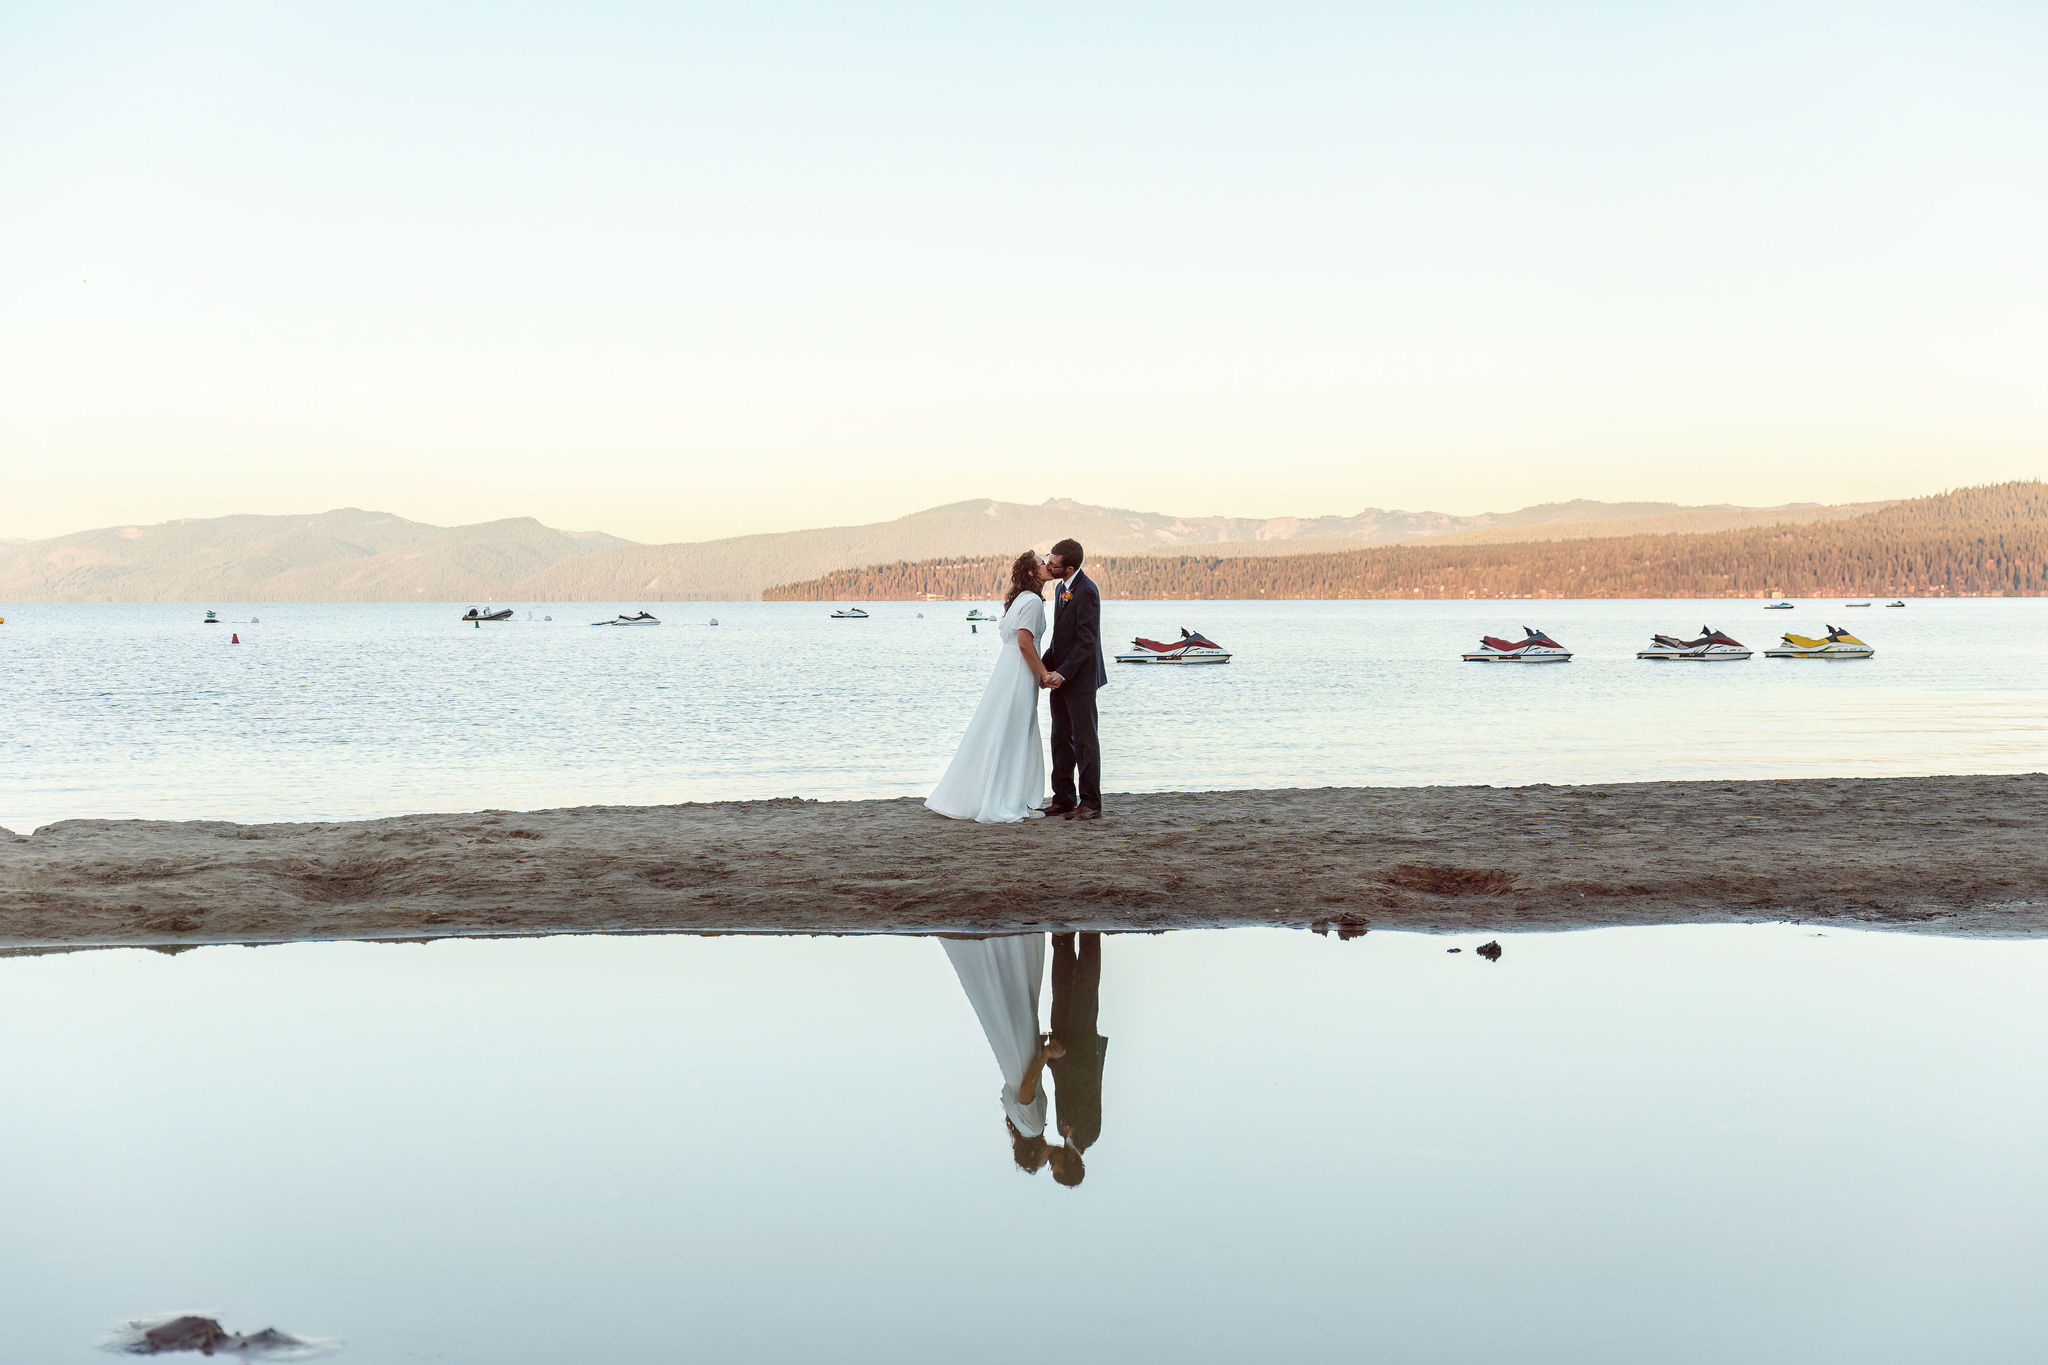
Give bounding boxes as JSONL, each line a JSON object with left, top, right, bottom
{"left": 3, "top": 1, "right": 2043, "bottom": 544}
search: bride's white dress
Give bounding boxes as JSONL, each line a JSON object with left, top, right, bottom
{"left": 940, "top": 934, "right": 1048, "bottom": 1136}
{"left": 925, "top": 592, "right": 1047, "bottom": 823}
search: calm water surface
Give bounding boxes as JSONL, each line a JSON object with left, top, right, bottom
{"left": 3, "top": 926, "right": 2044, "bottom": 1363}
{"left": 2, "top": 598, "right": 2044, "bottom": 832}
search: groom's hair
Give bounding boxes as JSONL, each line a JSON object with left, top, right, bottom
{"left": 1050, "top": 538, "right": 1084, "bottom": 570}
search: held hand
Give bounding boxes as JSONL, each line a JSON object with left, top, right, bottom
{"left": 1045, "top": 672, "right": 1064, "bottom": 689}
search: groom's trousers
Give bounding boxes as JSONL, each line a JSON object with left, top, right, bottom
{"left": 1049, "top": 683, "right": 1101, "bottom": 810}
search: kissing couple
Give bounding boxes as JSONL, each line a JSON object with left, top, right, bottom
{"left": 925, "top": 537, "right": 1108, "bottom": 824}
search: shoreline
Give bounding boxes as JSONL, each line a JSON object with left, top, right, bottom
{"left": 4, "top": 775, "right": 2046, "bottom": 949}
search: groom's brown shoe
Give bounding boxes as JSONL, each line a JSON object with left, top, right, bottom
{"left": 1039, "top": 799, "right": 1078, "bottom": 817}
{"left": 1067, "top": 805, "right": 1102, "bottom": 822}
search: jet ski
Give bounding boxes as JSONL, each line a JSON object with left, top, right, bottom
{"left": 1885, "top": 600, "right": 1906, "bottom": 607}
{"left": 462, "top": 607, "right": 514, "bottom": 622}
{"left": 1461, "top": 627, "right": 1571, "bottom": 663}
{"left": 965, "top": 609, "right": 997, "bottom": 622}
{"left": 830, "top": 607, "right": 870, "bottom": 619}
{"left": 1636, "top": 625, "right": 1752, "bottom": 662}
{"left": 1763, "top": 625, "right": 1873, "bottom": 659}
{"left": 203, "top": 610, "right": 222, "bottom": 624}
{"left": 592, "top": 611, "right": 660, "bottom": 626}
{"left": 1764, "top": 601, "right": 1794, "bottom": 610}
{"left": 1115, "top": 628, "right": 1231, "bottom": 665}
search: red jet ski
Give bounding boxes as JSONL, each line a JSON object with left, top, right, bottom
{"left": 1461, "top": 627, "right": 1571, "bottom": 663}
{"left": 1115, "top": 629, "right": 1232, "bottom": 665}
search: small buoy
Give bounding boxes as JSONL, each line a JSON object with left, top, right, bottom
{"left": 709, "top": 617, "right": 719, "bottom": 626}
{"left": 230, "top": 633, "right": 240, "bottom": 644}
{"left": 544, "top": 615, "right": 552, "bottom": 621}
{"left": 251, "top": 617, "right": 260, "bottom": 623}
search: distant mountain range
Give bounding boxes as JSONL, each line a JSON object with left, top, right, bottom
{"left": 0, "top": 495, "right": 1896, "bottom": 603}
{"left": 0, "top": 510, "right": 632, "bottom": 604}
{"left": 768, "top": 483, "right": 2047, "bottom": 602}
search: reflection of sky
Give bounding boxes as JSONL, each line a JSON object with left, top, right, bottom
{"left": 3, "top": 926, "right": 2045, "bottom": 1363}
{"left": 4, "top": 598, "right": 2046, "bottom": 833}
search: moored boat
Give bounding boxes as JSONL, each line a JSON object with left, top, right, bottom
{"left": 1115, "top": 629, "right": 1231, "bottom": 665}
{"left": 462, "top": 607, "right": 514, "bottom": 622}
{"left": 1462, "top": 627, "right": 1571, "bottom": 663}
{"left": 592, "top": 611, "right": 660, "bottom": 626}
{"left": 1885, "top": 600, "right": 1906, "bottom": 607}
{"left": 1764, "top": 601, "right": 1794, "bottom": 609}
{"left": 1637, "top": 626, "right": 1752, "bottom": 662}
{"left": 965, "top": 609, "right": 996, "bottom": 622}
{"left": 830, "top": 607, "right": 870, "bottom": 619}
{"left": 203, "top": 610, "right": 222, "bottom": 624}
{"left": 1763, "top": 625, "right": 1873, "bottom": 660}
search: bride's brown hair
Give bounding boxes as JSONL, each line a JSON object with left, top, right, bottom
{"left": 1003, "top": 550, "right": 1042, "bottom": 609}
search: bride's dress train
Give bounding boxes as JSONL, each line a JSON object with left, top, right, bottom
{"left": 925, "top": 592, "right": 1047, "bottom": 823}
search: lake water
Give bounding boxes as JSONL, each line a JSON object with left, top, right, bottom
{"left": 2, "top": 598, "right": 2045, "bottom": 833}
{"left": 4, "top": 925, "right": 2045, "bottom": 1363}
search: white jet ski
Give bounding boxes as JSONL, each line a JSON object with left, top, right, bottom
{"left": 1115, "top": 629, "right": 1231, "bottom": 665}
{"left": 1763, "top": 625, "right": 1873, "bottom": 659}
{"left": 592, "top": 611, "right": 660, "bottom": 626}
{"left": 1636, "top": 625, "right": 1752, "bottom": 662}
{"left": 1462, "top": 627, "right": 1571, "bottom": 663}
{"left": 830, "top": 607, "right": 870, "bottom": 619}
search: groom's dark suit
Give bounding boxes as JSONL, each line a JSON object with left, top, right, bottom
{"left": 1042, "top": 569, "right": 1108, "bottom": 810}
{"left": 1049, "top": 932, "right": 1106, "bottom": 1153}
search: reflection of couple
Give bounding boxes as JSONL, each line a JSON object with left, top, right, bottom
{"left": 925, "top": 539, "right": 1108, "bottom": 824}
{"left": 940, "top": 932, "right": 1106, "bottom": 1186}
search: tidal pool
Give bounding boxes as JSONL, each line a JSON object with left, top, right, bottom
{"left": 3, "top": 925, "right": 2043, "bottom": 1363}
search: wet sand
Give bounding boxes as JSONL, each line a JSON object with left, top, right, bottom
{"left": 4, "top": 775, "right": 2045, "bottom": 948}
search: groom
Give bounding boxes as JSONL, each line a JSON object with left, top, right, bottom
{"left": 1040, "top": 538, "right": 1108, "bottom": 821}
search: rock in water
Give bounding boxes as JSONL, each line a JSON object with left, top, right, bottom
{"left": 105, "top": 1313, "right": 326, "bottom": 1357}
{"left": 234, "top": 1328, "right": 309, "bottom": 1352}
{"left": 134, "top": 1316, "right": 232, "bottom": 1353}
{"left": 1477, "top": 940, "right": 1502, "bottom": 961}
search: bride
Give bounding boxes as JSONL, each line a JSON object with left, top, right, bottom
{"left": 926, "top": 551, "right": 1061, "bottom": 823}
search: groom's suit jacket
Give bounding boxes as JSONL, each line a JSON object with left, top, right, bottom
{"left": 1049, "top": 932, "right": 1106, "bottom": 1153}
{"left": 1042, "top": 570, "right": 1109, "bottom": 690}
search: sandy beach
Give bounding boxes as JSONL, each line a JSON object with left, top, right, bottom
{"left": 3, "top": 774, "right": 2044, "bottom": 949}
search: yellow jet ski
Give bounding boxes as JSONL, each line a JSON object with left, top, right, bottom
{"left": 1763, "top": 625, "right": 1873, "bottom": 660}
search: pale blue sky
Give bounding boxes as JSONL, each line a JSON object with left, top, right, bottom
{"left": 3, "top": 1, "right": 2043, "bottom": 542}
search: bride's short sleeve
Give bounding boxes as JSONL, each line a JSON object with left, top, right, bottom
{"left": 1017, "top": 594, "right": 1046, "bottom": 636}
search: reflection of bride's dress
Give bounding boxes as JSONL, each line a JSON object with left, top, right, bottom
{"left": 940, "top": 935, "right": 1047, "bottom": 1136}
{"left": 925, "top": 593, "right": 1047, "bottom": 823}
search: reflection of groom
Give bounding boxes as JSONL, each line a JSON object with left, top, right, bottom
{"left": 1049, "top": 932, "right": 1106, "bottom": 1155}
{"left": 1040, "top": 538, "right": 1109, "bottom": 821}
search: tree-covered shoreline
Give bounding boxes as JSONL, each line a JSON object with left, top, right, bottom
{"left": 765, "top": 483, "right": 2047, "bottom": 601}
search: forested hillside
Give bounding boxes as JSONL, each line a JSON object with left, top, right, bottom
{"left": 765, "top": 483, "right": 2048, "bottom": 601}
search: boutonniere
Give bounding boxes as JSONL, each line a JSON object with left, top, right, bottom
{"left": 1059, "top": 589, "right": 1072, "bottom": 602}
